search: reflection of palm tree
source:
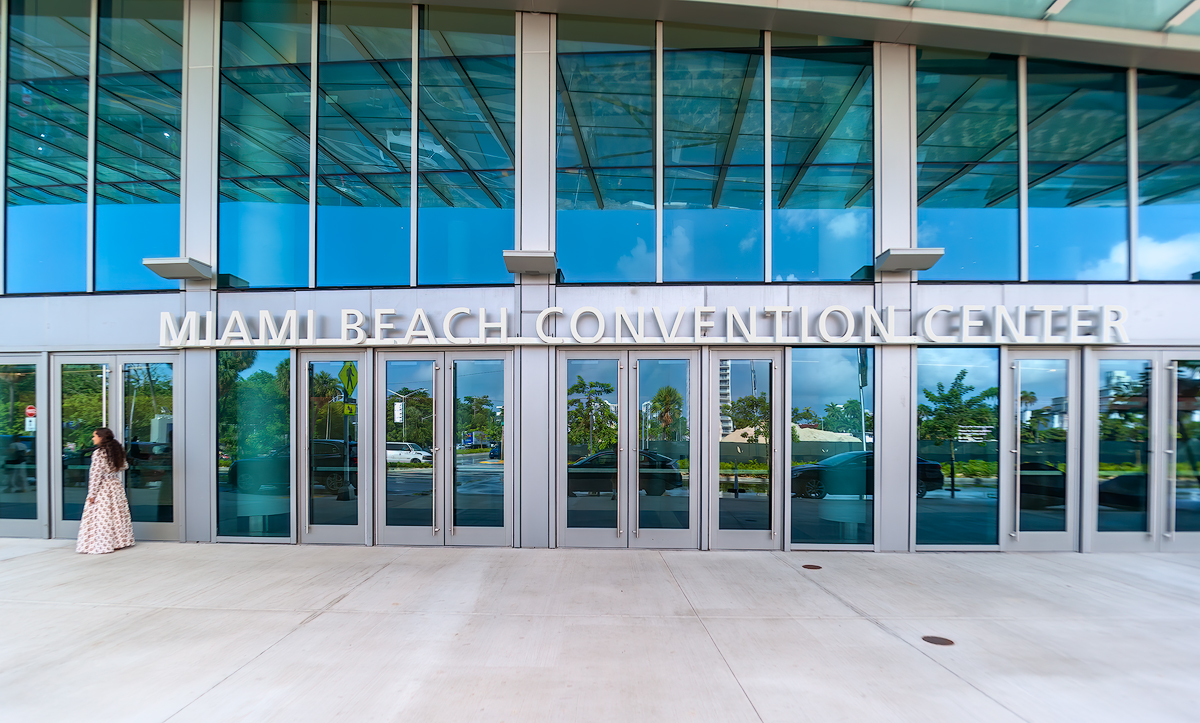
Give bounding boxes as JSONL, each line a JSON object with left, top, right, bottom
{"left": 649, "top": 385, "right": 685, "bottom": 441}
{"left": 310, "top": 372, "right": 340, "bottom": 438}
{"left": 1020, "top": 390, "right": 1037, "bottom": 417}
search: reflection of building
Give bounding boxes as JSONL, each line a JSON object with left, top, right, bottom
{"left": 719, "top": 360, "right": 732, "bottom": 435}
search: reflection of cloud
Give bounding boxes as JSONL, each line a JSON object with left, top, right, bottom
{"left": 792, "top": 348, "right": 873, "bottom": 412}
{"left": 1135, "top": 233, "right": 1200, "bottom": 280}
{"left": 664, "top": 224, "right": 693, "bottom": 279}
{"left": 615, "top": 236, "right": 653, "bottom": 279}
{"left": 827, "top": 211, "right": 865, "bottom": 240}
{"left": 917, "top": 348, "right": 1000, "bottom": 402}
{"left": 738, "top": 230, "right": 757, "bottom": 252}
{"left": 916, "top": 218, "right": 938, "bottom": 246}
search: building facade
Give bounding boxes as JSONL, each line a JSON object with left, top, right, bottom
{"left": 1, "top": 0, "right": 1199, "bottom": 552}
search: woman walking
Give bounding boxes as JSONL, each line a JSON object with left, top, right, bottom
{"left": 76, "top": 428, "right": 134, "bottom": 555}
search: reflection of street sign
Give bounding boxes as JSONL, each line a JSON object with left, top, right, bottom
{"left": 24, "top": 417, "right": 35, "bottom": 432}
{"left": 339, "top": 362, "right": 358, "bottom": 401}
{"left": 25, "top": 405, "right": 35, "bottom": 417}
{"left": 394, "top": 402, "right": 404, "bottom": 423}
{"left": 343, "top": 404, "right": 357, "bottom": 416}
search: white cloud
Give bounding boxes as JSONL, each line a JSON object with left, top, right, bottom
{"left": 663, "top": 224, "right": 693, "bottom": 279}
{"left": 1135, "top": 233, "right": 1200, "bottom": 280}
{"left": 615, "top": 236, "right": 653, "bottom": 279}
{"left": 826, "top": 211, "right": 865, "bottom": 240}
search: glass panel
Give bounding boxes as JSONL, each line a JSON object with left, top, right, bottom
{"left": 94, "top": 0, "right": 183, "bottom": 291}
{"left": 771, "top": 43, "right": 873, "bottom": 282}
{"left": 663, "top": 25, "right": 763, "bottom": 282}
{"left": 1015, "top": 360, "right": 1068, "bottom": 532}
{"left": 217, "top": 350, "right": 290, "bottom": 537}
{"left": 123, "top": 362, "right": 173, "bottom": 523}
{"left": 916, "top": 348, "right": 999, "bottom": 545}
{"left": 565, "top": 359, "right": 619, "bottom": 529}
{"left": 218, "top": 0, "right": 311, "bottom": 288}
{"left": 315, "top": 1, "right": 411, "bottom": 287}
{"left": 61, "top": 363, "right": 109, "bottom": 522}
{"left": 1027, "top": 60, "right": 1128, "bottom": 281}
{"left": 637, "top": 359, "right": 689, "bottom": 530}
{"left": 453, "top": 359, "right": 504, "bottom": 527}
{"left": 308, "top": 361, "right": 358, "bottom": 526}
{"left": 916, "top": 49, "right": 1018, "bottom": 280}
{"left": 1137, "top": 71, "right": 1200, "bottom": 281}
{"left": 555, "top": 16, "right": 655, "bottom": 283}
{"left": 1054, "top": 0, "right": 1191, "bottom": 33}
{"left": 1176, "top": 361, "right": 1200, "bottom": 533}
{"left": 383, "top": 360, "right": 433, "bottom": 527}
{"left": 718, "top": 359, "right": 772, "bottom": 530}
{"left": 790, "top": 348, "right": 873, "bottom": 545}
{"left": 417, "top": 7, "right": 515, "bottom": 285}
{"left": 1097, "top": 359, "right": 1150, "bottom": 533}
{"left": 0, "top": 365, "right": 37, "bottom": 522}
{"left": 6, "top": 0, "right": 90, "bottom": 293}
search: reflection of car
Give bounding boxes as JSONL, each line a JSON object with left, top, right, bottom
{"left": 791, "top": 451, "right": 945, "bottom": 499}
{"left": 387, "top": 441, "right": 431, "bottom": 464}
{"left": 62, "top": 447, "right": 96, "bottom": 487}
{"left": 125, "top": 441, "right": 172, "bottom": 488}
{"left": 1018, "top": 461, "right": 1066, "bottom": 508}
{"left": 567, "top": 449, "right": 683, "bottom": 497}
{"left": 311, "top": 439, "right": 358, "bottom": 494}
{"left": 1099, "top": 473, "right": 1147, "bottom": 510}
{"left": 227, "top": 448, "right": 289, "bottom": 493}
{"left": 489, "top": 444, "right": 502, "bottom": 460}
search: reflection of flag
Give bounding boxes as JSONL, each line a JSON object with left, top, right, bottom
{"left": 858, "top": 348, "right": 868, "bottom": 389}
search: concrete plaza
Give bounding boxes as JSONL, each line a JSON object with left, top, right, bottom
{"left": 2, "top": 540, "right": 1199, "bottom": 722}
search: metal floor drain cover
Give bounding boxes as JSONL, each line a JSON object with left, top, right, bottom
{"left": 922, "top": 636, "right": 954, "bottom": 646}
{"left": 801, "top": 564, "right": 822, "bottom": 570}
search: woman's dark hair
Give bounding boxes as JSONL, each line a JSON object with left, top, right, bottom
{"left": 94, "top": 427, "right": 126, "bottom": 470}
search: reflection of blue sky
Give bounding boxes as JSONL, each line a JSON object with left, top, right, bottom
{"left": 918, "top": 207, "right": 1017, "bottom": 280}
{"left": 728, "top": 359, "right": 771, "bottom": 400}
{"left": 1030, "top": 206, "right": 1127, "bottom": 280}
{"left": 792, "top": 348, "right": 873, "bottom": 413}
{"left": 567, "top": 359, "right": 619, "bottom": 403}
{"left": 1015, "top": 359, "right": 1068, "bottom": 412}
{"left": 773, "top": 208, "right": 872, "bottom": 281}
{"left": 455, "top": 359, "right": 504, "bottom": 403}
{"left": 317, "top": 206, "right": 409, "bottom": 286}
{"left": 386, "top": 360, "right": 434, "bottom": 395}
{"left": 917, "top": 347, "right": 999, "bottom": 406}
{"left": 96, "top": 203, "right": 179, "bottom": 291}
{"left": 637, "top": 359, "right": 689, "bottom": 411}
{"left": 557, "top": 210, "right": 655, "bottom": 282}
{"left": 1136, "top": 202, "right": 1200, "bottom": 280}
{"left": 241, "top": 349, "right": 290, "bottom": 379}
{"left": 418, "top": 208, "right": 514, "bottom": 285}
{"left": 665, "top": 209, "right": 762, "bottom": 281}
{"left": 7, "top": 204, "right": 87, "bottom": 293}
{"left": 219, "top": 202, "right": 308, "bottom": 287}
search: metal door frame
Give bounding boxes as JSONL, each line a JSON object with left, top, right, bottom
{"left": 1000, "top": 347, "right": 1081, "bottom": 552}
{"left": 707, "top": 348, "right": 785, "bottom": 551}
{"left": 298, "top": 350, "right": 371, "bottom": 544}
{"left": 1162, "top": 350, "right": 1200, "bottom": 552}
{"left": 0, "top": 353, "right": 47, "bottom": 539}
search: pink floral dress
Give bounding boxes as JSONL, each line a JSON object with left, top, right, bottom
{"left": 76, "top": 447, "right": 134, "bottom": 554}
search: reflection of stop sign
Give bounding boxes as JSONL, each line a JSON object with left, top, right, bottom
{"left": 24, "top": 405, "right": 35, "bottom": 417}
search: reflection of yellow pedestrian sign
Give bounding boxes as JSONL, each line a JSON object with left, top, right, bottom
{"left": 343, "top": 404, "right": 357, "bottom": 416}
{"left": 339, "top": 362, "right": 358, "bottom": 400}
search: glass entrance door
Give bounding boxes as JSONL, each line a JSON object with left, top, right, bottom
{"left": 1002, "top": 350, "right": 1079, "bottom": 551}
{"left": 0, "top": 357, "right": 43, "bottom": 538}
{"left": 52, "top": 354, "right": 179, "bottom": 541}
{"left": 708, "top": 350, "right": 784, "bottom": 550}
{"left": 1164, "top": 353, "right": 1200, "bottom": 552}
{"left": 557, "top": 351, "right": 700, "bottom": 548}
{"left": 376, "top": 351, "right": 511, "bottom": 546}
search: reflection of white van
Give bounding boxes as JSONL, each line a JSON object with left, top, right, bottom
{"left": 387, "top": 442, "right": 432, "bottom": 464}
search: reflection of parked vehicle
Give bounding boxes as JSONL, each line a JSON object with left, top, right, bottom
{"left": 1019, "top": 461, "right": 1066, "bottom": 508}
{"left": 227, "top": 448, "right": 289, "bottom": 494}
{"left": 791, "top": 451, "right": 945, "bottom": 499}
{"left": 567, "top": 449, "right": 683, "bottom": 497}
{"left": 62, "top": 447, "right": 96, "bottom": 487}
{"left": 386, "top": 441, "right": 431, "bottom": 464}
{"left": 311, "top": 439, "right": 358, "bottom": 494}
{"left": 1099, "top": 473, "right": 1147, "bottom": 510}
{"left": 489, "top": 444, "right": 502, "bottom": 460}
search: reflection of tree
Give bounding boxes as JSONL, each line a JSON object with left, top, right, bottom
{"left": 309, "top": 371, "right": 341, "bottom": 439}
{"left": 216, "top": 351, "right": 290, "bottom": 461}
{"left": 567, "top": 376, "right": 617, "bottom": 455}
{"left": 722, "top": 392, "right": 770, "bottom": 444}
{"left": 0, "top": 366, "right": 36, "bottom": 439}
{"left": 918, "top": 368, "right": 997, "bottom": 493}
{"left": 1176, "top": 363, "right": 1200, "bottom": 483}
{"left": 388, "top": 387, "right": 433, "bottom": 448}
{"left": 790, "top": 401, "right": 873, "bottom": 441}
{"left": 643, "top": 385, "right": 687, "bottom": 441}
{"left": 1100, "top": 372, "right": 1150, "bottom": 442}
{"left": 457, "top": 394, "right": 502, "bottom": 446}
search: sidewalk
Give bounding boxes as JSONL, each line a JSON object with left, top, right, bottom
{"left": 2, "top": 540, "right": 1199, "bottom": 722}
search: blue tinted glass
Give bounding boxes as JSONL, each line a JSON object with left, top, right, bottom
{"left": 772, "top": 47, "right": 873, "bottom": 282}
{"left": 916, "top": 347, "right": 999, "bottom": 545}
{"left": 95, "top": 0, "right": 184, "bottom": 291}
{"left": 791, "top": 347, "right": 873, "bottom": 545}
{"left": 6, "top": 0, "right": 90, "bottom": 293}
{"left": 454, "top": 359, "right": 505, "bottom": 527}
{"left": 315, "top": 2, "right": 411, "bottom": 287}
{"left": 417, "top": 7, "right": 515, "bottom": 286}
{"left": 556, "top": 16, "right": 655, "bottom": 283}
{"left": 1027, "top": 60, "right": 1127, "bottom": 281}
{"left": 218, "top": 0, "right": 311, "bottom": 289}
{"left": 217, "top": 350, "right": 291, "bottom": 537}
{"left": 1137, "top": 70, "right": 1200, "bottom": 281}
{"left": 916, "top": 49, "right": 1018, "bottom": 281}
{"left": 663, "top": 25, "right": 763, "bottom": 282}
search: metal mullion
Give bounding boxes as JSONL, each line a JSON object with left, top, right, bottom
{"left": 1127, "top": 67, "right": 1138, "bottom": 282}
{"left": 763, "top": 30, "right": 770, "bottom": 284}
{"left": 410, "top": 3, "right": 418, "bottom": 287}
{"left": 178, "top": 0, "right": 188, "bottom": 260}
{"left": 655, "top": 20, "right": 663, "bottom": 284}
{"left": 1018, "top": 55, "right": 1028, "bottom": 282}
{"left": 0, "top": 0, "right": 8, "bottom": 296}
{"left": 86, "top": 0, "right": 98, "bottom": 293}
{"left": 515, "top": 10, "right": 522, "bottom": 252}
{"left": 309, "top": 0, "right": 317, "bottom": 288}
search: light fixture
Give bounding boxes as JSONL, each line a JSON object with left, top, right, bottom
{"left": 875, "top": 248, "right": 944, "bottom": 273}
{"left": 503, "top": 249, "right": 557, "bottom": 276}
{"left": 142, "top": 257, "right": 213, "bottom": 280}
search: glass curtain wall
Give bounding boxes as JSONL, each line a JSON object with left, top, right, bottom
{"left": 416, "top": 7, "right": 515, "bottom": 285}
{"left": 771, "top": 38, "right": 873, "bottom": 282}
{"left": 790, "top": 348, "right": 873, "bottom": 545}
{"left": 555, "top": 16, "right": 655, "bottom": 283}
{"left": 916, "top": 49, "right": 1019, "bottom": 280}
{"left": 662, "top": 24, "right": 763, "bottom": 282}
{"left": 315, "top": 1, "right": 411, "bottom": 287}
{"left": 6, "top": 0, "right": 91, "bottom": 293}
{"left": 1136, "top": 70, "right": 1200, "bottom": 281}
{"left": 1015, "top": 359, "right": 1069, "bottom": 531}
{"left": 218, "top": 0, "right": 311, "bottom": 288}
{"left": 382, "top": 360, "right": 433, "bottom": 527}
{"left": 915, "top": 347, "right": 999, "bottom": 545}
{"left": 94, "top": 0, "right": 183, "bottom": 291}
{"left": 60, "top": 362, "right": 107, "bottom": 521}
{"left": 1027, "top": 60, "right": 1128, "bottom": 280}
{"left": 637, "top": 359, "right": 690, "bottom": 530}
{"left": 565, "top": 359, "right": 619, "bottom": 529}
{"left": 0, "top": 365, "right": 36, "bottom": 522}
{"left": 216, "top": 350, "right": 291, "bottom": 537}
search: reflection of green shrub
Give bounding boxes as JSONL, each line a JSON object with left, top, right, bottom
{"left": 1098, "top": 462, "right": 1143, "bottom": 472}
{"left": 388, "top": 462, "right": 433, "bottom": 469}
{"left": 941, "top": 459, "right": 998, "bottom": 478}
{"left": 676, "top": 459, "right": 689, "bottom": 470}
{"left": 719, "top": 461, "right": 769, "bottom": 471}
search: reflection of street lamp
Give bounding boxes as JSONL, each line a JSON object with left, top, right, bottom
{"left": 389, "top": 390, "right": 423, "bottom": 440}
{"left": 640, "top": 401, "right": 652, "bottom": 445}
